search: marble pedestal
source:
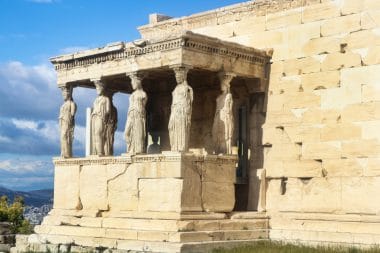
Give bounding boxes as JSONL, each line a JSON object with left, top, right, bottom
{"left": 12, "top": 153, "right": 269, "bottom": 253}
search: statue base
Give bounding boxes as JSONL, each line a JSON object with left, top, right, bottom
{"left": 11, "top": 153, "right": 269, "bottom": 253}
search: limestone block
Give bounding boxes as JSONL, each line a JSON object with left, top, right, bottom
{"left": 341, "top": 65, "right": 380, "bottom": 86}
{"left": 266, "top": 94, "right": 285, "bottom": 111}
{"left": 363, "top": 158, "right": 380, "bottom": 176}
{"left": 138, "top": 231, "right": 171, "bottom": 242}
{"left": 262, "top": 127, "right": 289, "bottom": 145}
{"left": 102, "top": 218, "right": 177, "bottom": 231}
{"left": 361, "top": 120, "right": 380, "bottom": 141}
{"left": 271, "top": 45, "right": 289, "bottom": 61}
{"left": 323, "top": 158, "right": 365, "bottom": 177}
{"left": 266, "top": 9, "right": 302, "bottom": 30}
{"left": 301, "top": 178, "right": 342, "bottom": 213}
{"left": 190, "top": 220, "right": 220, "bottom": 231}
{"left": 320, "top": 123, "right": 361, "bottom": 141}
{"left": 362, "top": 84, "right": 380, "bottom": 103}
{"left": 274, "top": 76, "right": 302, "bottom": 94}
{"left": 228, "top": 30, "right": 284, "bottom": 48}
{"left": 266, "top": 178, "right": 303, "bottom": 212}
{"left": 201, "top": 162, "right": 235, "bottom": 183}
{"left": 53, "top": 165, "right": 80, "bottom": 210}
{"left": 181, "top": 160, "right": 202, "bottom": 212}
{"left": 219, "top": 220, "right": 267, "bottom": 230}
{"left": 361, "top": 11, "right": 380, "bottom": 30}
{"left": 265, "top": 143, "right": 301, "bottom": 161}
{"left": 341, "top": 177, "right": 380, "bottom": 214}
{"left": 342, "top": 140, "right": 380, "bottom": 158}
{"left": 301, "top": 71, "right": 340, "bottom": 91}
{"left": 192, "top": 23, "right": 234, "bottom": 39}
{"left": 266, "top": 160, "right": 322, "bottom": 178}
{"left": 79, "top": 217, "right": 102, "bottom": 228}
{"left": 283, "top": 91, "right": 321, "bottom": 109}
{"left": 342, "top": 30, "right": 380, "bottom": 50}
{"left": 321, "top": 52, "right": 361, "bottom": 71}
{"left": 265, "top": 110, "right": 302, "bottom": 126}
{"left": 302, "top": 1, "right": 340, "bottom": 23}
{"left": 341, "top": 102, "right": 380, "bottom": 122}
{"left": 283, "top": 57, "right": 320, "bottom": 76}
{"left": 107, "top": 164, "right": 142, "bottom": 211}
{"left": 303, "top": 37, "right": 341, "bottom": 56}
{"left": 287, "top": 22, "right": 321, "bottom": 59}
{"left": 302, "top": 142, "right": 341, "bottom": 159}
{"left": 341, "top": 0, "right": 363, "bottom": 15}
{"left": 138, "top": 178, "right": 182, "bottom": 212}
{"left": 364, "top": 0, "right": 380, "bottom": 10}
{"left": 321, "top": 14, "right": 361, "bottom": 37}
{"left": 201, "top": 182, "right": 234, "bottom": 212}
{"left": 233, "top": 16, "right": 266, "bottom": 36}
{"left": 283, "top": 125, "right": 321, "bottom": 143}
{"left": 80, "top": 165, "right": 108, "bottom": 211}
{"left": 270, "top": 61, "right": 284, "bottom": 74}
{"left": 363, "top": 46, "right": 380, "bottom": 65}
{"left": 320, "top": 85, "right": 361, "bottom": 110}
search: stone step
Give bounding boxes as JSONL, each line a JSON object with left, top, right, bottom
{"left": 35, "top": 225, "right": 268, "bottom": 243}
{"left": 41, "top": 215, "right": 268, "bottom": 232}
{"left": 27, "top": 233, "right": 268, "bottom": 253}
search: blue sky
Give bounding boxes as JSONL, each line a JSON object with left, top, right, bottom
{"left": 0, "top": 0, "right": 243, "bottom": 191}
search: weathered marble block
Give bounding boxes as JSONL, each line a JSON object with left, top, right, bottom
{"left": 53, "top": 153, "right": 237, "bottom": 214}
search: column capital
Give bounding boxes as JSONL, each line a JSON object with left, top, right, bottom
{"left": 217, "top": 72, "right": 236, "bottom": 91}
{"left": 126, "top": 71, "right": 145, "bottom": 81}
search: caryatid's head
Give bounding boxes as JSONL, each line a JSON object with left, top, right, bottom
{"left": 61, "top": 85, "right": 72, "bottom": 101}
{"left": 94, "top": 80, "right": 106, "bottom": 96}
{"left": 130, "top": 73, "right": 143, "bottom": 90}
{"left": 174, "top": 67, "right": 189, "bottom": 85}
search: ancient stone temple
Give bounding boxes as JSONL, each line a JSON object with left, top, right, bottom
{"left": 12, "top": 0, "right": 380, "bottom": 252}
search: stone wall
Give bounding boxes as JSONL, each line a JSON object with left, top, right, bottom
{"left": 138, "top": 0, "right": 380, "bottom": 246}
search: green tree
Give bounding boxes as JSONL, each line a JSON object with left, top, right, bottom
{"left": 0, "top": 195, "right": 33, "bottom": 234}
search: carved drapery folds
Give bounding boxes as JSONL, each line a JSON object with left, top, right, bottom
{"left": 59, "top": 84, "right": 77, "bottom": 158}
{"left": 124, "top": 72, "right": 148, "bottom": 155}
{"left": 91, "top": 79, "right": 112, "bottom": 156}
{"left": 168, "top": 66, "right": 193, "bottom": 152}
{"left": 104, "top": 90, "right": 118, "bottom": 156}
{"left": 212, "top": 72, "right": 235, "bottom": 155}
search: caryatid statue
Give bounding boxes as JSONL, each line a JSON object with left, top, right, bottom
{"left": 104, "top": 90, "right": 118, "bottom": 156}
{"left": 91, "top": 80, "right": 111, "bottom": 156}
{"left": 59, "top": 85, "right": 77, "bottom": 158}
{"left": 212, "top": 73, "right": 235, "bottom": 154}
{"left": 168, "top": 67, "right": 193, "bottom": 152}
{"left": 124, "top": 73, "right": 147, "bottom": 154}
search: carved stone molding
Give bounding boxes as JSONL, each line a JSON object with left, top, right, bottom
{"left": 52, "top": 32, "right": 269, "bottom": 72}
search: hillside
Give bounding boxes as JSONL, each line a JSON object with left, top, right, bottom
{"left": 0, "top": 186, "right": 53, "bottom": 207}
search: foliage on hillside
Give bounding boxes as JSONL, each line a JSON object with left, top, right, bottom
{"left": 0, "top": 195, "right": 33, "bottom": 234}
{"left": 213, "top": 241, "right": 380, "bottom": 253}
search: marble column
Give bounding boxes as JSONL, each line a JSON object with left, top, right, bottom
{"left": 124, "top": 72, "right": 147, "bottom": 155}
{"left": 59, "top": 84, "right": 77, "bottom": 158}
{"left": 168, "top": 66, "right": 193, "bottom": 152}
{"left": 212, "top": 72, "right": 236, "bottom": 155}
{"left": 91, "top": 79, "right": 111, "bottom": 156}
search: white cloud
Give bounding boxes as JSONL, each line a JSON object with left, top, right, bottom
{"left": 12, "top": 119, "right": 39, "bottom": 130}
{"left": 0, "top": 159, "right": 52, "bottom": 174}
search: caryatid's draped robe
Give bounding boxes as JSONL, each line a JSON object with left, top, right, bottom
{"left": 212, "top": 92, "right": 234, "bottom": 154}
{"left": 91, "top": 95, "right": 111, "bottom": 155}
{"left": 168, "top": 82, "right": 193, "bottom": 152}
{"left": 59, "top": 100, "right": 76, "bottom": 158}
{"left": 104, "top": 101, "right": 117, "bottom": 156}
{"left": 125, "top": 89, "right": 147, "bottom": 154}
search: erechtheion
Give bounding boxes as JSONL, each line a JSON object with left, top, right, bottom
{"left": 12, "top": 0, "right": 380, "bottom": 252}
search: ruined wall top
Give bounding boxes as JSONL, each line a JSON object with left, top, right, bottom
{"left": 138, "top": 0, "right": 322, "bottom": 40}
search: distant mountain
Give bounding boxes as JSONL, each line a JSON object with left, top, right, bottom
{"left": 0, "top": 186, "right": 53, "bottom": 207}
